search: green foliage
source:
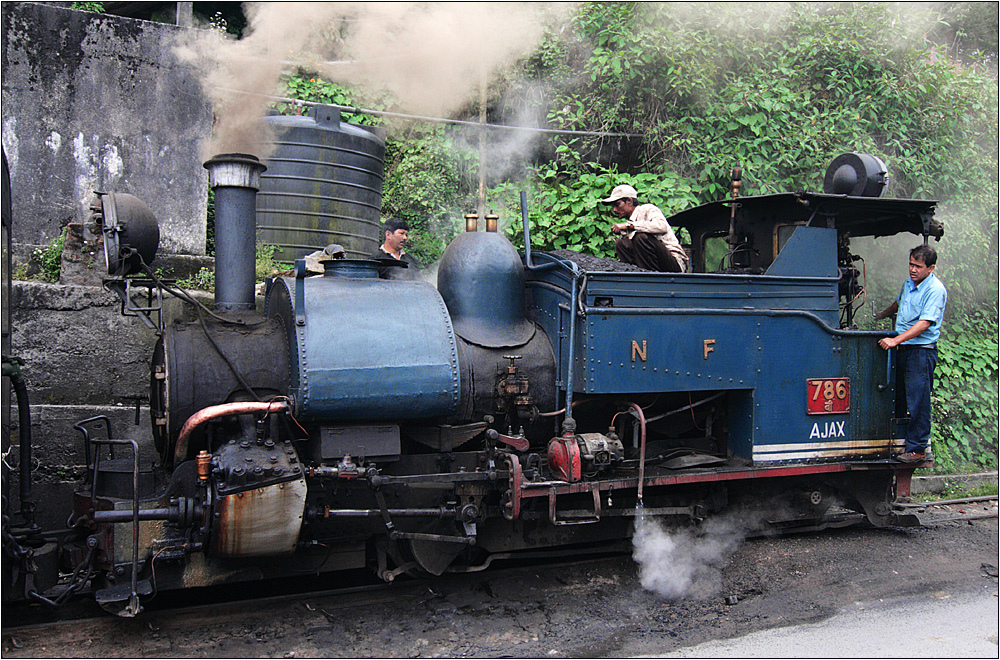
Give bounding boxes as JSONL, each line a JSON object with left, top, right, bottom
{"left": 255, "top": 243, "right": 279, "bottom": 281}
{"left": 930, "top": 313, "right": 999, "bottom": 471}
{"left": 503, "top": 167, "right": 697, "bottom": 256}
{"left": 71, "top": 2, "right": 105, "bottom": 12}
{"left": 381, "top": 127, "right": 479, "bottom": 265}
{"left": 277, "top": 71, "right": 382, "bottom": 126}
{"left": 924, "top": 2, "right": 1000, "bottom": 64}
{"left": 539, "top": 4, "right": 996, "bottom": 215}
{"left": 176, "top": 242, "right": 279, "bottom": 291}
{"left": 914, "top": 480, "right": 999, "bottom": 502}
{"left": 176, "top": 267, "right": 215, "bottom": 292}
{"left": 32, "top": 228, "right": 67, "bottom": 283}
{"left": 12, "top": 260, "right": 30, "bottom": 281}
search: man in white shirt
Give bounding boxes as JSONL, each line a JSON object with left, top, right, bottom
{"left": 602, "top": 184, "right": 688, "bottom": 273}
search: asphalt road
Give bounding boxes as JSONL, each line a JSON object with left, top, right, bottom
{"left": 661, "top": 587, "right": 999, "bottom": 658}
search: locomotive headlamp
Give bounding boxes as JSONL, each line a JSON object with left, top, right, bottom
{"left": 92, "top": 192, "right": 160, "bottom": 276}
{"left": 823, "top": 152, "right": 888, "bottom": 197}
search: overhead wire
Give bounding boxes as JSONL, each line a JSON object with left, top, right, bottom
{"left": 215, "top": 86, "right": 644, "bottom": 139}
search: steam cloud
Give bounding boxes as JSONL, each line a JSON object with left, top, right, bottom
{"left": 632, "top": 512, "right": 748, "bottom": 600}
{"left": 173, "top": 2, "right": 572, "bottom": 160}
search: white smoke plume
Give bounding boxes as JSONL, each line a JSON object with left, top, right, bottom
{"left": 632, "top": 512, "right": 748, "bottom": 600}
{"left": 173, "top": 2, "right": 574, "bottom": 160}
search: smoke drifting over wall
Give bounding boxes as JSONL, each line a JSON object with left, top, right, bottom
{"left": 174, "top": 2, "right": 569, "bottom": 160}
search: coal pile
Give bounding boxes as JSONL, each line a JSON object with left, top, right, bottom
{"left": 548, "top": 249, "right": 649, "bottom": 273}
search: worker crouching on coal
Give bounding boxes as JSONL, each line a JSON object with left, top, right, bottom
{"left": 602, "top": 184, "right": 689, "bottom": 273}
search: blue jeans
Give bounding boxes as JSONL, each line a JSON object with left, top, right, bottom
{"left": 896, "top": 346, "right": 937, "bottom": 453}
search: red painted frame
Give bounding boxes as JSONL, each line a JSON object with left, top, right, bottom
{"left": 517, "top": 461, "right": 921, "bottom": 501}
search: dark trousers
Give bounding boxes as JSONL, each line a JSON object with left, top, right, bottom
{"left": 896, "top": 346, "right": 937, "bottom": 453}
{"left": 615, "top": 232, "right": 683, "bottom": 273}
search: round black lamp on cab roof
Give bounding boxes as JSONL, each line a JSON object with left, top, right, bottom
{"left": 823, "top": 152, "right": 888, "bottom": 197}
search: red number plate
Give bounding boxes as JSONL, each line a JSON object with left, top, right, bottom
{"left": 807, "top": 378, "right": 850, "bottom": 415}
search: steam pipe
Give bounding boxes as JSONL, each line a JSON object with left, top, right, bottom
{"left": 520, "top": 191, "right": 547, "bottom": 270}
{"left": 562, "top": 278, "right": 579, "bottom": 433}
{"left": 174, "top": 400, "right": 288, "bottom": 465}
{"left": 519, "top": 190, "right": 584, "bottom": 433}
{"left": 629, "top": 403, "right": 648, "bottom": 507}
{"left": 3, "top": 358, "right": 34, "bottom": 526}
{"left": 203, "top": 154, "right": 267, "bottom": 312}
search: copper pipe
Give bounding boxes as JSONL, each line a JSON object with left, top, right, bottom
{"left": 173, "top": 400, "right": 288, "bottom": 465}
{"left": 629, "top": 402, "right": 648, "bottom": 507}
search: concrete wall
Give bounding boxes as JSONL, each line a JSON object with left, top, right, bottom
{"left": 2, "top": 1, "right": 212, "bottom": 255}
{"left": 7, "top": 276, "right": 215, "bottom": 529}
{"left": 2, "top": 2, "right": 215, "bottom": 529}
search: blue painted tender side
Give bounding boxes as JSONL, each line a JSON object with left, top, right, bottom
{"left": 526, "top": 225, "right": 897, "bottom": 466}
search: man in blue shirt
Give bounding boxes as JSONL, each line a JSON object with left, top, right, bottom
{"left": 875, "top": 245, "right": 948, "bottom": 463}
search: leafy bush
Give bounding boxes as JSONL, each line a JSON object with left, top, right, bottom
{"left": 381, "top": 127, "right": 478, "bottom": 265}
{"left": 175, "top": 267, "right": 215, "bottom": 292}
{"left": 29, "top": 228, "right": 67, "bottom": 283}
{"left": 255, "top": 243, "right": 279, "bottom": 281}
{"left": 931, "top": 313, "right": 999, "bottom": 471}
{"left": 501, "top": 167, "right": 697, "bottom": 256}
{"left": 176, "top": 242, "right": 279, "bottom": 292}
{"left": 278, "top": 71, "right": 382, "bottom": 126}
{"left": 70, "top": 2, "right": 104, "bottom": 12}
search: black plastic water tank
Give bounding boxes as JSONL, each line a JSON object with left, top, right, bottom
{"left": 257, "top": 106, "right": 386, "bottom": 262}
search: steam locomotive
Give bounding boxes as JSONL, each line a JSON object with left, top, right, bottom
{"left": 4, "top": 150, "right": 942, "bottom": 616}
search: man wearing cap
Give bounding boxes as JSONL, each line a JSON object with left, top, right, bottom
{"left": 602, "top": 184, "right": 688, "bottom": 273}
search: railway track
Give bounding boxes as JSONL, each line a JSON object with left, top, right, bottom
{"left": 897, "top": 494, "right": 999, "bottom": 525}
{"left": 2, "top": 506, "right": 993, "bottom": 660}
{"left": 3, "top": 574, "right": 421, "bottom": 645}
{"left": 3, "top": 496, "right": 994, "bottom": 635}
{"left": 1, "top": 550, "right": 633, "bottom": 644}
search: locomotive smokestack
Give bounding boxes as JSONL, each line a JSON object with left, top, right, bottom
{"left": 203, "top": 153, "right": 267, "bottom": 312}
